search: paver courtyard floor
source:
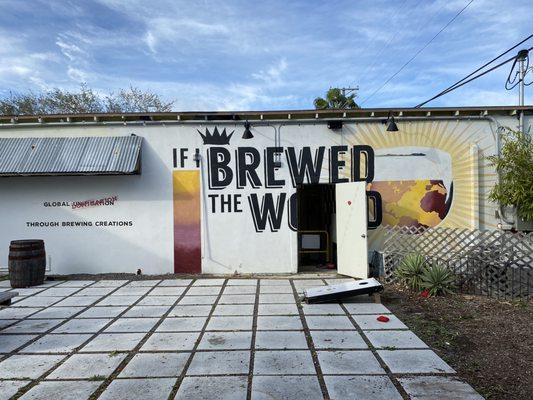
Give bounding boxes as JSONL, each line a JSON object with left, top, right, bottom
{"left": 0, "top": 277, "right": 483, "bottom": 399}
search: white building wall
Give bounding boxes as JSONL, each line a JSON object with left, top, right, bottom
{"left": 0, "top": 115, "right": 526, "bottom": 275}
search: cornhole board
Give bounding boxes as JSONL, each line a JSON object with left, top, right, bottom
{"left": 0, "top": 291, "right": 18, "bottom": 306}
{"left": 303, "top": 278, "right": 383, "bottom": 304}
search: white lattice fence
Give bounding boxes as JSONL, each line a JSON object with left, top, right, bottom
{"left": 380, "top": 227, "right": 533, "bottom": 299}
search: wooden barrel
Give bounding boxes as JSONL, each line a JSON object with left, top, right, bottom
{"left": 8, "top": 240, "right": 46, "bottom": 288}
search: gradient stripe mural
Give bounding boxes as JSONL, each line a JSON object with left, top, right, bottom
{"left": 173, "top": 170, "right": 201, "bottom": 273}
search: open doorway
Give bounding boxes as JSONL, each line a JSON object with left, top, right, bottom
{"left": 297, "top": 184, "right": 337, "bottom": 272}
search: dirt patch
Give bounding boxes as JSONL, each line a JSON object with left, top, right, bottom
{"left": 382, "top": 284, "right": 533, "bottom": 400}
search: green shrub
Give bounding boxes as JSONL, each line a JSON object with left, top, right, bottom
{"left": 487, "top": 128, "right": 533, "bottom": 221}
{"left": 394, "top": 253, "right": 427, "bottom": 291}
{"left": 421, "top": 264, "right": 455, "bottom": 296}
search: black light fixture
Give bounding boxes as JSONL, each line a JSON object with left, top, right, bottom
{"left": 385, "top": 111, "right": 399, "bottom": 132}
{"left": 242, "top": 121, "right": 253, "bottom": 139}
{"left": 327, "top": 120, "right": 343, "bottom": 130}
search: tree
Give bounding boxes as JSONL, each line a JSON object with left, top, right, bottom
{"left": 314, "top": 88, "right": 359, "bottom": 109}
{"left": 487, "top": 128, "right": 533, "bottom": 221}
{"left": 0, "top": 84, "right": 174, "bottom": 115}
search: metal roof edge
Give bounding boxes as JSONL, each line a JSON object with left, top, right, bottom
{"left": 0, "top": 105, "right": 531, "bottom": 126}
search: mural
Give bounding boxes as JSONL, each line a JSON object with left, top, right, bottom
{"left": 172, "top": 120, "right": 495, "bottom": 272}
{"left": 369, "top": 146, "right": 454, "bottom": 228}
{"left": 173, "top": 170, "right": 201, "bottom": 273}
{"left": 369, "top": 180, "right": 452, "bottom": 228}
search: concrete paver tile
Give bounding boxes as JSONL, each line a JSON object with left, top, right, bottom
{"left": 0, "top": 334, "right": 38, "bottom": 353}
{"left": 99, "top": 378, "right": 175, "bottom": 400}
{"left": 352, "top": 314, "right": 408, "bottom": 330}
{"left": 157, "top": 317, "right": 208, "bottom": 332}
{"left": 398, "top": 376, "right": 484, "bottom": 399}
{"left": 198, "top": 331, "right": 252, "bottom": 350}
{"left": 206, "top": 316, "right": 253, "bottom": 331}
{"left": 104, "top": 318, "right": 159, "bottom": 333}
{"left": 77, "top": 307, "right": 127, "bottom": 318}
{"left": 317, "top": 350, "right": 385, "bottom": 374}
{"left": 176, "top": 376, "right": 248, "bottom": 400}
{"left": 80, "top": 333, "right": 146, "bottom": 352}
{"left": 255, "top": 330, "right": 308, "bottom": 350}
{"left": 256, "top": 316, "right": 302, "bottom": 331}
{"left": 251, "top": 376, "right": 323, "bottom": 400}
{"left": 254, "top": 350, "right": 316, "bottom": 375}
{"left": 378, "top": 350, "right": 455, "bottom": 374}
{"left": 168, "top": 305, "right": 212, "bottom": 317}
{"left": 305, "top": 316, "right": 355, "bottom": 330}
{"left": 19, "top": 380, "right": 100, "bottom": 400}
{"left": 47, "top": 353, "right": 126, "bottom": 379}
{"left": 311, "top": 330, "right": 368, "bottom": 349}
{"left": 187, "top": 350, "right": 250, "bottom": 375}
{"left": 141, "top": 332, "right": 200, "bottom": 351}
{"left": 365, "top": 330, "right": 428, "bottom": 349}
{"left": 53, "top": 318, "right": 111, "bottom": 333}
{"left": 0, "top": 380, "right": 31, "bottom": 400}
{"left": 0, "top": 354, "right": 65, "bottom": 379}
{"left": 2, "top": 319, "right": 64, "bottom": 334}
{"left": 119, "top": 352, "right": 189, "bottom": 377}
{"left": 20, "top": 334, "right": 92, "bottom": 353}
{"left": 257, "top": 303, "right": 299, "bottom": 315}
{"left": 325, "top": 375, "right": 402, "bottom": 400}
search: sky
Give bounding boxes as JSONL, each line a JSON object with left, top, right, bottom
{"left": 0, "top": 0, "right": 531, "bottom": 111}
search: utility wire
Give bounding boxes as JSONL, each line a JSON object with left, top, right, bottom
{"left": 416, "top": 34, "right": 533, "bottom": 107}
{"left": 336, "top": 0, "right": 415, "bottom": 109}
{"left": 337, "top": 0, "right": 444, "bottom": 109}
{"left": 358, "top": 0, "right": 445, "bottom": 86}
{"left": 357, "top": 0, "right": 412, "bottom": 84}
{"left": 416, "top": 49, "right": 532, "bottom": 105}
{"left": 360, "top": 0, "right": 475, "bottom": 106}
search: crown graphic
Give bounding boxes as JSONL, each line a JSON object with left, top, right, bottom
{"left": 197, "top": 127, "right": 234, "bottom": 145}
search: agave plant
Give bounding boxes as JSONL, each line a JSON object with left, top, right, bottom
{"left": 421, "top": 263, "right": 455, "bottom": 296}
{"left": 394, "top": 253, "right": 427, "bottom": 291}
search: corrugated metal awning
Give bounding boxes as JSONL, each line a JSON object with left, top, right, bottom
{"left": 0, "top": 136, "right": 142, "bottom": 176}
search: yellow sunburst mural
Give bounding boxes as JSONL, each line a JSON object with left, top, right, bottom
{"left": 320, "top": 120, "right": 498, "bottom": 249}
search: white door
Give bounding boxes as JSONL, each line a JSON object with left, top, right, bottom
{"left": 335, "top": 181, "right": 368, "bottom": 278}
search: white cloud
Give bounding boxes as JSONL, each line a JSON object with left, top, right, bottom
{"left": 144, "top": 31, "right": 157, "bottom": 54}
{"left": 143, "top": 18, "right": 230, "bottom": 54}
{"left": 251, "top": 59, "right": 288, "bottom": 85}
{"left": 67, "top": 67, "right": 88, "bottom": 82}
{"left": 55, "top": 36, "right": 86, "bottom": 62}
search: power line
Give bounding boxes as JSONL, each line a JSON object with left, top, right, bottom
{"left": 360, "top": 0, "right": 475, "bottom": 106}
{"left": 415, "top": 48, "right": 533, "bottom": 106}
{"left": 415, "top": 34, "right": 533, "bottom": 107}
{"left": 358, "top": 0, "right": 449, "bottom": 86}
{"left": 357, "top": 0, "right": 412, "bottom": 84}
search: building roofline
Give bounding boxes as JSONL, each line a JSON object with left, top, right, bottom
{"left": 1, "top": 105, "right": 531, "bottom": 125}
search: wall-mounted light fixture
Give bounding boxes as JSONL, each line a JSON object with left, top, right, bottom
{"left": 385, "top": 111, "right": 399, "bottom": 132}
{"left": 327, "top": 120, "right": 343, "bottom": 130}
{"left": 242, "top": 121, "right": 254, "bottom": 139}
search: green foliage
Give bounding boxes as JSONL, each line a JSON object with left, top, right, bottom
{"left": 394, "top": 253, "right": 427, "bottom": 291}
{"left": 0, "top": 84, "right": 174, "bottom": 115}
{"left": 314, "top": 88, "right": 359, "bottom": 109}
{"left": 487, "top": 128, "right": 533, "bottom": 221}
{"left": 421, "top": 264, "right": 455, "bottom": 296}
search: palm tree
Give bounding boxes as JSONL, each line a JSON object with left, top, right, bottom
{"left": 314, "top": 88, "right": 359, "bottom": 109}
